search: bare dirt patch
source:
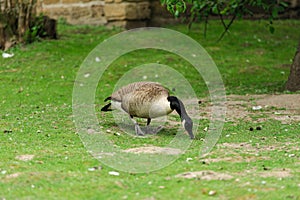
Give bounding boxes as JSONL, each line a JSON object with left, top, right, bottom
{"left": 5, "top": 172, "right": 22, "bottom": 179}
{"left": 199, "top": 94, "right": 300, "bottom": 123}
{"left": 202, "top": 155, "right": 269, "bottom": 163}
{"left": 15, "top": 154, "right": 35, "bottom": 161}
{"left": 257, "top": 168, "right": 292, "bottom": 178}
{"left": 201, "top": 141, "right": 299, "bottom": 164}
{"left": 175, "top": 170, "right": 233, "bottom": 180}
{"left": 123, "top": 146, "right": 182, "bottom": 155}
{"left": 216, "top": 142, "right": 300, "bottom": 154}
{"left": 239, "top": 168, "right": 292, "bottom": 178}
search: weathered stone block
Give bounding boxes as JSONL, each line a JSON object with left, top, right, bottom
{"left": 68, "top": 15, "right": 107, "bottom": 25}
{"left": 81, "top": 0, "right": 96, "bottom": 3}
{"left": 104, "top": 0, "right": 123, "bottom": 2}
{"left": 42, "top": 7, "right": 71, "bottom": 18}
{"left": 106, "top": 20, "right": 127, "bottom": 28}
{"left": 137, "top": 2, "right": 150, "bottom": 19}
{"left": 107, "top": 20, "right": 147, "bottom": 29}
{"left": 40, "top": 7, "right": 51, "bottom": 16}
{"left": 104, "top": 3, "right": 127, "bottom": 20}
{"left": 104, "top": 1, "right": 150, "bottom": 20}
{"left": 51, "top": 7, "right": 71, "bottom": 16}
{"left": 71, "top": 6, "right": 91, "bottom": 19}
{"left": 61, "top": 0, "right": 79, "bottom": 4}
{"left": 91, "top": 5, "right": 105, "bottom": 18}
{"left": 42, "top": 0, "right": 60, "bottom": 5}
{"left": 124, "top": 3, "right": 138, "bottom": 20}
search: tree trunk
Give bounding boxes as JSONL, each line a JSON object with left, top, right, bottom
{"left": 286, "top": 40, "right": 300, "bottom": 92}
{"left": 0, "top": 14, "right": 17, "bottom": 50}
{"left": 18, "top": 0, "right": 26, "bottom": 42}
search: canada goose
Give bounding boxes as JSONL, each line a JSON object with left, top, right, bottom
{"left": 101, "top": 82, "right": 194, "bottom": 139}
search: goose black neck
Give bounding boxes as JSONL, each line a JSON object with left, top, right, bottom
{"left": 167, "top": 96, "right": 189, "bottom": 121}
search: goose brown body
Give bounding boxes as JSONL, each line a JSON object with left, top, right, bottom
{"left": 110, "top": 82, "right": 172, "bottom": 118}
{"left": 101, "top": 81, "right": 194, "bottom": 139}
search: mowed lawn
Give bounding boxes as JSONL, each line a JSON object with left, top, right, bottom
{"left": 0, "top": 20, "right": 299, "bottom": 199}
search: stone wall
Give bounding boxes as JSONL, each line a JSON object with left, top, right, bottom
{"left": 37, "top": 0, "right": 177, "bottom": 28}
{"left": 37, "top": 0, "right": 107, "bottom": 25}
{"left": 37, "top": 0, "right": 300, "bottom": 28}
{"left": 104, "top": 0, "right": 151, "bottom": 29}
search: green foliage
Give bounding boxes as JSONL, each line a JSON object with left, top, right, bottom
{"left": 24, "top": 15, "right": 48, "bottom": 44}
{"left": 161, "top": 0, "right": 287, "bottom": 39}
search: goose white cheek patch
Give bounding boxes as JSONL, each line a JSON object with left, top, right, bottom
{"left": 181, "top": 119, "right": 186, "bottom": 129}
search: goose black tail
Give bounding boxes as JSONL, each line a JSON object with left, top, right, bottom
{"left": 104, "top": 97, "right": 111, "bottom": 102}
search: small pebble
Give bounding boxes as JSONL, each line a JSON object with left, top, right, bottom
{"left": 1, "top": 170, "right": 7, "bottom": 175}
{"left": 95, "top": 57, "right": 101, "bottom": 62}
{"left": 88, "top": 167, "right": 96, "bottom": 172}
{"left": 208, "top": 190, "right": 217, "bottom": 196}
{"left": 88, "top": 166, "right": 102, "bottom": 171}
{"left": 109, "top": 171, "right": 120, "bottom": 176}
{"left": 252, "top": 105, "right": 262, "bottom": 110}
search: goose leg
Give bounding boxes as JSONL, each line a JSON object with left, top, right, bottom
{"left": 146, "top": 118, "right": 152, "bottom": 134}
{"left": 130, "top": 116, "right": 145, "bottom": 136}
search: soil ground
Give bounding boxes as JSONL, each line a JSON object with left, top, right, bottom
{"left": 121, "top": 94, "right": 299, "bottom": 179}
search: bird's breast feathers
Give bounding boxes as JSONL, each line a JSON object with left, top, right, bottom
{"left": 147, "top": 96, "right": 173, "bottom": 118}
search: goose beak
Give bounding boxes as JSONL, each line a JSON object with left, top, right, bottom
{"left": 188, "top": 129, "right": 194, "bottom": 139}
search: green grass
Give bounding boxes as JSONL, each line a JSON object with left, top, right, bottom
{"left": 1, "top": 20, "right": 300, "bottom": 199}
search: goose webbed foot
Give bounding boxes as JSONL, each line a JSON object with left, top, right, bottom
{"left": 146, "top": 125, "right": 164, "bottom": 135}
{"left": 134, "top": 124, "right": 145, "bottom": 136}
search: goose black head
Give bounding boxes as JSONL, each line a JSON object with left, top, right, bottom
{"left": 167, "top": 96, "right": 194, "bottom": 139}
